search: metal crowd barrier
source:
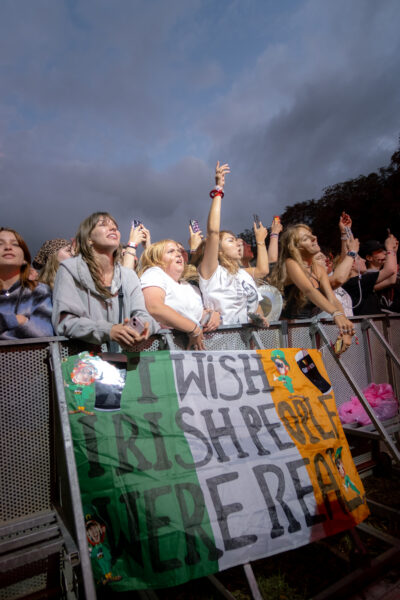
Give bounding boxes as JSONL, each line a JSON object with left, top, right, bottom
{"left": 1, "top": 314, "right": 399, "bottom": 599}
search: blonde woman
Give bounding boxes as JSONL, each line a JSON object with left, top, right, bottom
{"left": 52, "top": 212, "right": 156, "bottom": 349}
{"left": 198, "top": 162, "right": 268, "bottom": 325}
{"left": 269, "top": 224, "right": 355, "bottom": 350}
{"left": 139, "top": 240, "right": 220, "bottom": 350}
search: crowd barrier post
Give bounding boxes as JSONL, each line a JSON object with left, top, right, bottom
{"left": 49, "top": 341, "right": 97, "bottom": 599}
{"left": 310, "top": 319, "right": 400, "bottom": 466}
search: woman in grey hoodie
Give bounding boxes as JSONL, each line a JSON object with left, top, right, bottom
{"left": 52, "top": 212, "right": 157, "bottom": 349}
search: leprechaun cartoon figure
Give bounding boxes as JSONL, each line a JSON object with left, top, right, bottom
{"left": 85, "top": 509, "right": 122, "bottom": 585}
{"left": 271, "top": 349, "right": 294, "bottom": 393}
{"left": 334, "top": 446, "right": 361, "bottom": 495}
{"left": 66, "top": 356, "right": 97, "bottom": 415}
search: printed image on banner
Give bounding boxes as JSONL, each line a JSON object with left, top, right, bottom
{"left": 62, "top": 348, "right": 369, "bottom": 591}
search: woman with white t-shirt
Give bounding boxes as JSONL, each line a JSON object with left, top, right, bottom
{"left": 139, "top": 239, "right": 221, "bottom": 350}
{"left": 198, "top": 162, "right": 269, "bottom": 326}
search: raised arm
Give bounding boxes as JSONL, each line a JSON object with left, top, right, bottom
{"left": 329, "top": 238, "right": 360, "bottom": 289}
{"left": 374, "top": 233, "right": 398, "bottom": 289}
{"left": 198, "top": 161, "right": 230, "bottom": 280}
{"left": 244, "top": 220, "right": 269, "bottom": 279}
{"left": 268, "top": 217, "right": 282, "bottom": 263}
{"left": 338, "top": 211, "right": 353, "bottom": 261}
{"left": 122, "top": 224, "right": 147, "bottom": 269}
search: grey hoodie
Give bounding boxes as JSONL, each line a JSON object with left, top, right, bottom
{"left": 52, "top": 255, "right": 158, "bottom": 345}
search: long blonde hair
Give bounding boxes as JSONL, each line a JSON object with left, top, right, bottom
{"left": 138, "top": 239, "right": 195, "bottom": 281}
{"left": 75, "top": 212, "right": 121, "bottom": 298}
{"left": 269, "top": 223, "right": 317, "bottom": 308}
{"left": 39, "top": 252, "right": 60, "bottom": 290}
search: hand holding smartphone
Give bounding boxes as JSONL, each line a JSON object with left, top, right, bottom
{"left": 190, "top": 219, "right": 200, "bottom": 233}
{"left": 128, "top": 316, "right": 145, "bottom": 335}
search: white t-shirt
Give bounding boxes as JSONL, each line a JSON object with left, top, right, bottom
{"left": 199, "top": 265, "right": 261, "bottom": 324}
{"left": 140, "top": 267, "right": 203, "bottom": 324}
{"left": 334, "top": 287, "right": 353, "bottom": 317}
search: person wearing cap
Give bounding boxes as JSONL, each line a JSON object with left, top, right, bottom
{"left": 360, "top": 240, "right": 387, "bottom": 272}
{"left": 342, "top": 233, "right": 398, "bottom": 315}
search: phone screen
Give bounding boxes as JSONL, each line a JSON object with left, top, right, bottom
{"left": 190, "top": 219, "right": 200, "bottom": 233}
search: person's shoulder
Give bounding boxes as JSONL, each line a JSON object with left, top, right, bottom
{"left": 362, "top": 270, "right": 380, "bottom": 284}
{"left": 34, "top": 282, "right": 52, "bottom": 295}
{"left": 58, "top": 255, "right": 80, "bottom": 276}
{"left": 120, "top": 265, "right": 140, "bottom": 282}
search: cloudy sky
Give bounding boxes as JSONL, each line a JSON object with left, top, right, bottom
{"left": 1, "top": 0, "right": 399, "bottom": 255}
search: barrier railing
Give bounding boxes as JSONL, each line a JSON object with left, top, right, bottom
{"left": 1, "top": 313, "right": 399, "bottom": 599}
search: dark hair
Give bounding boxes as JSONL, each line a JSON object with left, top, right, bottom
{"left": 0, "top": 228, "right": 36, "bottom": 290}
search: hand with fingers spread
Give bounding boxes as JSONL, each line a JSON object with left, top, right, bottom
{"left": 215, "top": 161, "right": 230, "bottom": 189}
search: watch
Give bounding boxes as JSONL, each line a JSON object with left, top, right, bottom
{"left": 347, "top": 251, "right": 357, "bottom": 258}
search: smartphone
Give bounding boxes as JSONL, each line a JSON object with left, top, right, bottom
{"left": 190, "top": 219, "right": 200, "bottom": 233}
{"left": 132, "top": 219, "right": 142, "bottom": 229}
{"left": 129, "top": 316, "right": 145, "bottom": 335}
{"left": 253, "top": 214, "right": 261, "bottom": 227}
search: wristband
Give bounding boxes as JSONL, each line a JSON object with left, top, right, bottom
{"left": 270, "top": 233, "right": 279, "bottom": 238}
{"left": 128, "top": 242, "right": 138, "bottom": 249}
{"left": 386, "top": 251, "right": 395, "bottom": 255}
{"left": 124, "top": 250, "right": 137, "bottom": 257}
{"left": 209, "top": 189, "right": 224, "bottom": 199}
{"left": 256, "top": 242, "right": 265, "bottom": 246}
{"left": 192, "top": 327, "right": 203, "bottom": 338}
{"left": 331, "top": 311, "right": 344, "bottom": 318}
{"left": 188, "top": 322, "right": 199, "bottom": 334}
{"left": 341, "top": 235, "right": 348, "bottom": 240}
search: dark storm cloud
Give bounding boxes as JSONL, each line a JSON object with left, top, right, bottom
{"left": 202, "top": 0, "right": 400, "bottom": 227}
{"left": 1, "top": 0, "right": 399, "bottom": 254}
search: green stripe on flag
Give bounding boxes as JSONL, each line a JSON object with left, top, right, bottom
{"left": 63, "top": 350, "right": 220, "bottom": 591}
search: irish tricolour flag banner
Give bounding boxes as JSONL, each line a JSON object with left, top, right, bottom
{"left": 62, "top": 348, "right": 369, "bottom": 591}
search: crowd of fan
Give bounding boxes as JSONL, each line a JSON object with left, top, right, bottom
{"left": 1, "top": 162, "right": 399, "bottom": 354}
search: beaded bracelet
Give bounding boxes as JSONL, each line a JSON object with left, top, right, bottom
{"left": 124, "top": 250, "right": 137, "bottom": 257}
{"left": 210, "top": 189, "right": 224, "bottom": 199}
{"left": 270, "top": 233, "right": 279, "bottom": 238}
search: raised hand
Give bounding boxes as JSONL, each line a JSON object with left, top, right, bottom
{"left": 215, "top": 161, "right": 230, "bottom": 188}
{"left": 188, "top": 224, "right": 203, "bottom": 252}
